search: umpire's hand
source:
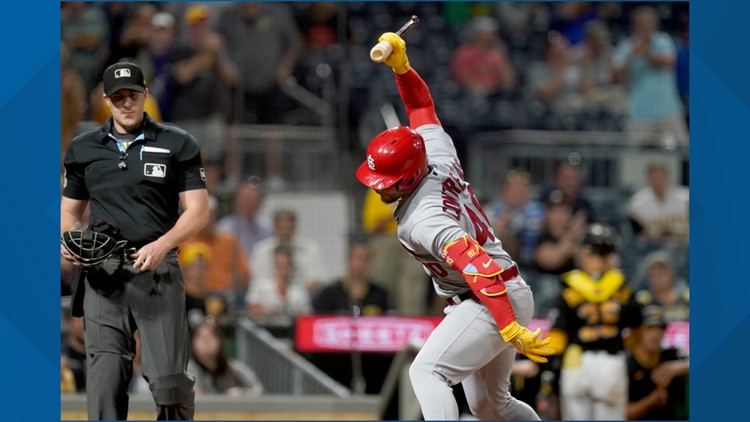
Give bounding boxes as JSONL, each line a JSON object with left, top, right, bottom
{"left": 60, "top": 243, "right": 83, "bottom": 268}
{"left": 132, "top": 239, "right": 171, "bottom": 272}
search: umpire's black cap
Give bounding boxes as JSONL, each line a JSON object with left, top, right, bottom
{"left": 102, "top": 61, "right": 146, "bottom": 97}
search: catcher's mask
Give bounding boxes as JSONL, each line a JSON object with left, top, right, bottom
{"left": 61, "top": 220, "right": 128, "bottom": 267}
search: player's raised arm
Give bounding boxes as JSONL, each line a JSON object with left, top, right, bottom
{"left": 378, "top": 32, "right": 441, "bottom": 128}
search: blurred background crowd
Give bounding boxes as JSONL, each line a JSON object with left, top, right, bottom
{"left": 60, "top": 2, "right": 689, "bottom": 420}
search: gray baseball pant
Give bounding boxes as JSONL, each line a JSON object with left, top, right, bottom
{"left": 409, "top": 279, "right": 540, "bottom": 420}
{"left": 82, "top": 254, "right": 195, "bottom": 420}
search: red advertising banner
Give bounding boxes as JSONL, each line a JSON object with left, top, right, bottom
{"left": 295, "top": 315, "right": 689, "bottom": 354}
{"left": 663, "top": 320, "right": 690, "bottom": 355}
{"left": 295, "top": 315, "right": 443, "bottom": 353}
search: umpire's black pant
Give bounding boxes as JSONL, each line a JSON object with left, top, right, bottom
{"left": 82, "top": 252, "right": 195, "bottom": 420}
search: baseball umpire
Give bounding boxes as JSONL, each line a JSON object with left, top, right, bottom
{"left": 61, "top": 60, "right": 209, "bottom": 420}
{"left": 356, "top": 32, "right": 553, "bottom": 420}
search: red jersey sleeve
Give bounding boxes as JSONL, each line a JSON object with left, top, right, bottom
{"left": 395, "top": 68, "right": 441, "bottom": 128}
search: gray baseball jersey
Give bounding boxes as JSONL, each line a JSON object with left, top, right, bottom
{"left": 394, "top": 124, "right": 514, "bottom": 299}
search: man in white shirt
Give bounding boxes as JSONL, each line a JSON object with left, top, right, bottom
{"left": 250, "top": 209, "right": 325, "bottom": 293}
{"left": 627, "top": 162, "right": 689, "bottom": 246}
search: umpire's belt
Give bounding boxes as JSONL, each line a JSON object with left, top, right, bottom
{"left": 105, "top": 241, "right": 152, "bottom": 264}
{"left": 448, "top": 262, "right": 520, "bottom": 306}
{"left": 108, "top": 246, "right": 138, "bottom": 264}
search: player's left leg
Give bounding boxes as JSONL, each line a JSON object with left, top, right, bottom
{"left": 129, "top": 256, "right": 195, "bottom": 420}
{"left": 463, "top": 347, "right": 540, "bottom": 420}
{"left": 463, "top": 278, "right": 540, "bottom": 420}
{"left": 408, "top": 299, "right": 504, "bottom": 420}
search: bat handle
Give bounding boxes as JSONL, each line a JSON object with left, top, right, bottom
{"left": 370, "top": 40, "right": 394, "bottom": 63}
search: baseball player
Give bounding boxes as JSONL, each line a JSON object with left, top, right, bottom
{"left": 547, "top": 223, "right": 643, "bottom": 420}
{"left": 61, "top": 61, "right": 209, "bottom": 420}
{"left": 356, "top": 32, "right": 553, "bottom": 420}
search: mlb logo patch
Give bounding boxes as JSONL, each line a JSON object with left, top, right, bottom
{"left": 144, "top": 163, "right": 167, "bottom": 178}
{"left": 114, "top": 68, "right": 131, "bottom": 78}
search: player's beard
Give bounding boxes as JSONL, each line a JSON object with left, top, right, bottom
{"left": 379, "top": 191, "right": 401, "bottom": 204}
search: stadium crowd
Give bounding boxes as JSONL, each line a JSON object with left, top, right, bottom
{"left": 61, "top": 2, "right": 689, "bottom": 420}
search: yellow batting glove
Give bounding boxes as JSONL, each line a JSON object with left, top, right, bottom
{"left": 378, "top": 32, "right": 411, "bottom": 74}
{"left": 500, "top": 321, "right": 555, "bottom": 364}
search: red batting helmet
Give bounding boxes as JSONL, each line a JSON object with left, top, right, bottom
{"left": 356, "top": 126, "right": 428, "bottom": 193}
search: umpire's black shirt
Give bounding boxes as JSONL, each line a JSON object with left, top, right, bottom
{"left": 63, "top": 113, "right": 206, "bottom": 246}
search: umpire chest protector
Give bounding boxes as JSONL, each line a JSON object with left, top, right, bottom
{"left": 63, "top": 113, "right": 205, "bottom": 247}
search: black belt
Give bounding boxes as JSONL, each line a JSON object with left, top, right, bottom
{"left": 106, "top": 246, "right": 178, "bottom": 264}
{"left": 107, "top": 246, "right": 139, "bottom": 264}
{"left": 448, "top": 263, "right": 520, "bottom": 305}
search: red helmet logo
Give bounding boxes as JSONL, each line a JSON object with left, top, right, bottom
{"left": 356, "top": 126, "right": 428, "bottom": 193}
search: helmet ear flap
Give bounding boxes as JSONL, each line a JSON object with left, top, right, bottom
{"left": 397, "top": 165, "right": 426, "bottom": 193}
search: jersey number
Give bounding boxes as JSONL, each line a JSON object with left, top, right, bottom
{"left": 464, "top": 186, "right": 496, "bottom": 246}
{"left": 576, "top": 301, "right": 621, "bottom": 343}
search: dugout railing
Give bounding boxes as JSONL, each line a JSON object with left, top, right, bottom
{"left": 234, "top": 317, "right": 351, "bottom": 396}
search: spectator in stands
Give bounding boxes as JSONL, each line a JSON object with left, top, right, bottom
{"left": 297, "top": 1, "right": 339, "bottom": 51}
{"left": 483, "top": 170, "right": 545, "bottom": 267}
{"left": 311, "top": 240, "right": 394, "bottom": 395}
{"left": 313, "top": 240, "right": 392, "bottom": 316}
{"left": 140, "top": 11, "right": 179, "bottom": 122}
{"left": 540, "top": 162, "right": 595, "bottom": 220}
{"left": 627, "top": 162, "right": 689, "bottom": 247}
{"left": 251, "top": 209, "right": 325, "bottom": 293}
{"left": 216, "top": 179, "right": 273, "bottom": 261}
{"left": 575, "top": 20, "right": 627, "bottom": 117}
{"left": 169, "top": 4, "right": 237, "bottom": 123}
{"left": 450, "top": 16, "right": 516, "bottom": 97}
{"left": 634, "top": 251, "right": 689, "bottom": 323}
{"left": 245, "top": 245, "right": 312, "bottom": 322}
{"left": 218, "top": 2, "right": 302, "bottom": 124}
{"left": 62, "top": 312, "right": 87, "bottom": 393}
{"left": 179, "top": 241, "right": 211, "bottom": 324}
{"left": 361, "top": 188, "right": 430, "bottom": 315}
{"left": 117, "top": 3, "right": 156, "bottom": 64}
{"left": 61, "top": 2, "right": 110, "bottom": 94}
{"left": 534, "top": 189, "right": 587, "bottom": 277}
{"left": 626, "top": 306, "right": 689, "bottom": 420}
{"left": 550, "top": 2, "right": 597, "bottom": 46}
{"left": 494, "top": 2, "right": 550, "bottom": 34}
{"left": 613, "top": 5, "right": 688, "bottom": 147}
{"left": 188, "top": 320, "right": 264, "bottom": 396}
{"left": 100, "top": 2, "right": 131, "bottom": 68}
{"left": 61, "top": 41, "right": 86, "bottom": 170}
{"left": 528, "top": 31, "right": 586, "bottom": 117}
{"left": 181, "top": 195, "right": 250, "bottom": 310}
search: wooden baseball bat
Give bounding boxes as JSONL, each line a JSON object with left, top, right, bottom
{"left": 370, "top": 15, "right": 420, "bottom": 63}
